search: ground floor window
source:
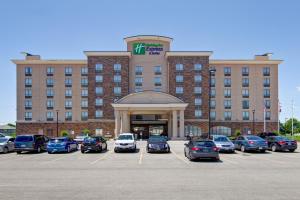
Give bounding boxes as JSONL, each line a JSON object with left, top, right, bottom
{"left": 185, "top": 125, "right": 202, "bottom": 137}
{"left": 211, "top": 126, "right": 232, "bottom": 136}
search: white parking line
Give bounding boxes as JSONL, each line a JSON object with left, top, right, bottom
{"left": 138, "top": 148, "right": 144, "bottom": 165}
{"left": 90, "top": 151, "right": 112, "bottom": 165}
{"left": 40, "top": 152, "right": 78, "bottom": 164}
{"left": 170, "top": 149, "right": 189, "bottom": 165}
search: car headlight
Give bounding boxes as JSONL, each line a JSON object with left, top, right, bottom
{"left": 115, "top": 142, "right": 119, "bottom": 145}
{"left": 165, "top": 144, "right": 169, "bottom": 148}
{"left": 149, "top": 144, "right": 154, "bottom": 148}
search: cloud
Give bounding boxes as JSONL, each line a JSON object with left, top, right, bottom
{"left": 297, "top": 86, "right": 300, "bottom": 92}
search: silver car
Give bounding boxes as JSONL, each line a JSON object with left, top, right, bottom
{"left": 0, "top": 137, "right": 15, "bottom": 153}
{"left": 212, "top": 135, "right": 235, "bottom": 153}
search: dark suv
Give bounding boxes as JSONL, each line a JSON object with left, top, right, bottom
{"left": 81, "top": 136, "right": 107, "bottom": 153}
{"left": 15, "top": 134, "right": 49, "bottom": 154}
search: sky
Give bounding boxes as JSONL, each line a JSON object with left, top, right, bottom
{"left": 0, "top": 0, "right": 299, "bottom": 124}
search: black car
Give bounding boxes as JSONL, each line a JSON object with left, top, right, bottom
{"left": 184, "top": 139, "right": 220, "bottom": 161}
{"left": 266, "top": 136, "right": 297, "bottom": 152}
{"left": 146, "top": 136, "right": 170, "bottom": 153}
{"left": 81, "top": 136, "right": 107, "bottom": 153}
{"left": 14, "top": 134, "right": 49, "bottom": 154}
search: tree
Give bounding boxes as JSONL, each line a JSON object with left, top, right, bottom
{"left": 282, "top": 118, "right": 300, "bottom": 134}
{"left": 234, "top": 129, "right": 241, "bottom": 137}
{"left": 82, "top": 128, "right": 91, "bottom": 136}
{"left": 60, "top": 130, "right": 69, "bottom": 137}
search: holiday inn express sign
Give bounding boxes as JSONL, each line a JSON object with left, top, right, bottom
{"left": 133, "top": 43, "right": 163, "bottom": 55}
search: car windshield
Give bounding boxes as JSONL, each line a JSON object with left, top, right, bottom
{"left": 275, "top": 136, "right": 289, "bottom": 141}
{"left": 15, "top": 136, "right": 33, "bottom": 142}
{"left": 77, "top": 133, "right": 87, "bottom": 137}
{"left": 194, "top": 141, "right": 215, "bottom": 147}
{"left": 50, "top": 138, "right": 65, "bottom": 143}
{"left": 214, "top": 136, "right": 229, "bottom": 142}
{"left": 84, "top": 137, "right": 97, "bottom": 142}
{"left": 246, "top": 136, "right": 263, "bottom": 141}
{"left": 149, "top": 137, "right": 166, "bottom": 142}
{"left": 118, "top": 135, "right": 133, "bottom": 140}
{"left": 0, "top": 138, "right": 8, "bottom": 143}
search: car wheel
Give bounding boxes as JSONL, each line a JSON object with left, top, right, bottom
{"left": 3, "top": 147, "right": 8, "bottom": 154}
{"left": 184, "top": 150, "right": 187, "bottom": 157}
{"left": 188, "top": 152, "right": 194, "bottom": 161}
{"left": 289, "top": 149, "right": 295, "bottom": 152}
{"left": 16, "top": 151, "right": 21, "bottom": 154}
{"left": 81, "top": 149, "right": 85, "bottom": 154}
{"left": 260, "top": 150, "right": 266, "bottom": 153}
{"left": 47, "top": 151, "right": 52, "bottom": 154}
{"left": 104, "top": 143, "right": 107, "bottom": 151}
{"left": 241, "top": 145, "right": 246, "bottom": 152}
{"left": 271, "top": 144, "right": 277, "bottom": 152}
{"left": 114, "top": 148, "right": 118, "bottom": 153}
{"left": 99, "top": 146, "right": 103, "bottom": 153}
{"left": 37, "top": 146, "right": 41, "bottom": 153}
{"left": 214, "top": 157, "right": 220, "bottom": 161}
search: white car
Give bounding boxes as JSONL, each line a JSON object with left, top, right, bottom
{"left": 114, "top": 133, "right": 136, "bottom": 152}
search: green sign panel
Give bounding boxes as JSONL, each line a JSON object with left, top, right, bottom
{"left": 133, "top": 43, "right": 163, "bottom": 55}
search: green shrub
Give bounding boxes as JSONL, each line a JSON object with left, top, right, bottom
{"left": 82, "top": 128, "right": 90, "bottom": 136}
{"left": 60, "top": 130, "right": 69, "bottom": 137}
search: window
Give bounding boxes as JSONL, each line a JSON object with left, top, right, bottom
{"left": 65, "top": 78, "right": 72, "bottom": 87}
{"left": 242, "top": 78, "right": 249, "bottom": 87}
{"left": 265, "top": 100, "right": 271, "bottom": 109}
{"left": 176, "top": 64, "right": 184, "bottom": 71}
{"left": 80, "top": 99, "right": 88, "bottom": 108}
{"left": 194, "top": 75, "right": 202, "bottom": 83}
{"left": 65, "top": 100, "right": 72, "bottom": 109}
{"left": 224, "top": 89, "right": 231, "bottom": 98}
{"left": 114, "top": 64, "right": 121, "bottom": 72}
{"left": 95, "top": 64, "right": 103, "bottom": 72}
{"left": 224, "top": 67, "right": 231, "bottom": 76}
{"left": 47, "top": 67, "right": 54, "bottom": 76}
{"left": 114, "top": 75, "right": 121, "bottom": 83}
{"left": 176, "top": 87, "right": 183, "bottom": 94}
{"left": 210, "top": 100, "right": 216, "bottom": 109}
{"left": 176, "top": 75, "right": 183, "bottom": 83}
{"left": 65, "top": 112, "right": 72, "bottom": 121}
{"left": 194, "top": 64, "right": 202, "bottom": 71}
{"left": 210, "top": 89, "right": 216, "bottom": 98}
{"left": 135, "top": 66, "right": 143, "bottom": 75}
{"left": 154, "top": 77, "right": 162, "bottom": 86}
{"left": 47, "top": 99, "right": 54, "bottom": 109}
{"left": 46, "top": 89, "right": 54, "bottom": 98}
{"left": 224, "top": 111, "right": 232, "bottom": 120}
{"left": 65, "top": 67, "right": 72, "bottom": 76}
{"left": 185, "top": 125, "right": 202, "bottom": 137}
{"left": 135, "top": 77, "right": 143, "bottom": 87}
{"left": 242, "top": 89, "right": 249, "bottom": 98}
{"left": 210, "top": 111, "right": 216, "bottom": 120}
{"left": 263, "top": 67, "right": 270, "bottom": 76}
{"left": 264, "top": 89, "right": 270, "bottom": 98}
{"left": 65, "top": 89, "right": 72, "bottom": 97}
{"left": 25, "top": 112, "right": 32, "bottom": 120}
{"left": 154, "top": 66, "right": 162, "bottom": 75}
{"left": 243, "top": 111, "right": 249, "bottom": 120}
{"left": 210, "top": 78, "right": 215, "bottom": 87}
{"left": 265, "top": 111, "right": 271, "bottom": 120}
{"left": 25, "top": 67, "right": 32, "bottom": 76}
{"left": 224, "top": 78, "right": 231, "bottom": 87}
{"left": 81, "top": 78, "right": 88, "bottom": 87}
{"left": 194, "top": 87, "right": 202, "bottom": 94}
{"left": 114, "top": 87, "right": 121, "bottom": 95}
{"left": 224, "top": 100, "right": 231, "bottom": 109}
{"left": 46, "top": 78, "right": 54, "bottom": 87}
{"left": 95, "top": 75, "right": 103, "bottom": 83}
{"left": 25, "top": 78, "right": 32, "bottom": 87}
{"left": 264, "top": 78, "right": 270, "bottom": 87}
{"left": 81, "top": 89, "right": 88, "bottom": 97}
{"left": 195, "top": 110, "right": 202, "bottom": 118}
{"left": 242, "top": 100, "right": 249, "bottom": 109}
{"left": 211, "top": 126, "right": 232, "bottom": 136}
{"left": 95, "top": 110, "right": 103, "bottom": 118}
{"left": 47, "top": 112, "right": 54, "bottom": 121}
{"left": 95, "top": 98, "right": 103, "bottom": 106}
{"left": 81, "top": 111, "right": 88, "bottom": 121}
{"left": 81, "top": 67, "right": 88, "bottom": 75}
{"left": 25, "top": 100, "right": 32, "bottom": 109}
{"left": 242, "top": 67, "right": 249, "bottom": 76}
{"left": 195, "top": 98, "right": 202, "bottom": 106}
{"left": 95, "top": 87, "right": 103, "bottom": 95}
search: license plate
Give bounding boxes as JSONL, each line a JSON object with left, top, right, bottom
{"left": 88, "top": 147, "right": 92, "bottom": 150}
{"left": 21, "top": 145, "right": 26, "bottom": 147}
{"left": 203, "top": 149, "right": 209, "bottom": 152}
{"left": 259, "top": 147, "right": 263, "bottom": 150}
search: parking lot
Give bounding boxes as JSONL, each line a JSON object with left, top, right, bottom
{"left": 0, "top": 140, "right": 300, "bottom": 200}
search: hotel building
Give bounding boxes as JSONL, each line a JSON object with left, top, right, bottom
{"left": 13, "top": 35, "right": 281, "bottom": 139}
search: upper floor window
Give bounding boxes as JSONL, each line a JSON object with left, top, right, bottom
{"left": 194, "top": 75, "right": 202, "bottom": 83}
{"left": 95, "top": 110, "right": 103, "bottom": 119}
{"left": 135, "top": 77, "right": 143, "bottom": 87}
{"left": 210, "top": 78, "right": 216, "bottom": 87}
{"left": 176, "top": 87, "right": 183, "bottom": 94}
{"left": 194, "top": 87, "right": 202, "bottom": 94}
{"left": 25, "top": 100, "right": 32, "bottom": 109}
{"left": 263, "top": 67, "right": 270, "bottom": 76}
{"left": 242, "top": 89, "right": 249, "bottom": 98}
{"left": 81, "top": 99, "right": 88, "bottom": 108}
{"left": 25, "top": 67, "right": 32, "bottom": 76}
{"left": 242, "top": 111, "right": 250, "bottom": 120}
{"left": 47, "top": 99, "right": 54, "bottom": 109}
{"left": 242, "top": 67, "right": 249, "bottom": 76}
{"left": 95, "top": 87, "right": 103, "bottom": 95}
{"left": 224, "top": 89, "right": 231, "bottom": 98}
{"left": 264, "top": 78, "right": 270, "bottom": 87}
{"left": 176, "top": 75, "right": 183, "bottom": 83}
{"left": 95, "top": 98, "right": 103, "bottom": 106}
{"left": 65, "top": 78, "right": 72, "bottom": 87}
{"left": 224, "top": 78, "right": 231, "bottom": 87}
{"left": 264, "top": 89, "right": 270, "bottom": 98}
{"left": 265, "top": 99, "right": 271, "bottom": 109}
{"left": 65, "top": 111, "right": 72, "bottom": 121}
{"left": 81, "top": 89, "right": 88, "bottom": 97}
{"left": 135, "top": 66, "right": 143, "bottom": 75}
{"left": 95, "top": 64, "right": 103, "bottom": 72}
{"left": 224, "top": 100, "right": 231, "bottom": 109}
{"left": 81, "top": 67, "right": 88, "bottom": 75}
{"left": 242, "top": 100, "right": 249, "bottom": 109}
{"left": 265, "top": 111, "right": 271, "bottom": 120}
{"left": 81, "top": 111, "right": 88, "bottom": 121}
{"left": 65, "top": 89, "right": 72, "bottom": 97}
{"left": 194, "top": 64, "right": 202, "bottom": 71}
{"left": 65, "top": 67, "right": 72, "bottom": 76}
{"left": 242, "top": 78, "right": 249, "bottom": 87}
{"left": 114, "top": 64, "right": 121, "bottom": 72}
{"left": 114, "top": 75, "right": 121, "bottom": 83}
{"left": 195, "top": 98, "right": 202, "bottom": 106}
{"left": 210, "top": 111, "right": 216, "bottom": 120}
{"left": 210, "top": 100, "right": 216, "bottom": 109}
{"left": 224, "top": 67, "right": 231, "bottom": 76}
{"left": 47, "top": 67, "right": 54, "bottom": 76}
{"left": 25, "top": 112, "right": 32, "bottom": 121}
{"left": 114, "top": 87, "right": 121, "bottom": 95}
{"left": 65, "top": 100, "right": 72, "bottom": 109}
{"left": 176, "top": 64, "right": 184, "bottom": 71}
{"left": 154, "top": 66, "right": 162, "bottom": 75}
{"left": 95, "top": 75, "right": 103, "bottom": 83}
{"left": 210, "top": 89, "right": 216, "bottom": 98}
{"left": 195, "top": 110, "right": 202, "bottom": 118}
{"left": 46, "top": 89, "right": 54, "bottom": 97}
{"left": 81, "top": 78, "right": 88, "bottom": 87}
{"left": 46, "top": 78, "right": 54, "bottom": 87}
{"left": 46, "top": 111, "right": 54, "bottom": 121}
{"left": 25, "top": 78, "right": 32, "bottom": 87}
{"left": 224, "top": 111, "right": 232, "bottom": 121}
{"left": 25, "top": 89, "right": 32, "bottom": 98}
{"left": 154, "top": 77, "right": 162, "bottom": 87}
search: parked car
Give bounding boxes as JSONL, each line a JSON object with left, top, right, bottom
{"left": 146, "top": 136, "right": 170, "bottom": 153}
{"left": 266, "top": 136, "right": 297, "bottom": 152}
{"left": 234, "top": 135, "right": 268, "bottom": 152}
{"left": 114, "top": 133, "right": 136, "bottom": 153}
{"left": 184, "top": 139, "right": 220, "bottom": 161}
{"left": 81, "top": 136, "right": 107, "bottom": 153}
{"left": 0, "top": 137, "right": 15, "bottom": 153}
{"left": 74, "top": 133, "right": 88, "bottom": 144}
{"left": 211, "top": 135, "right": 235, "bottom": 153}
{"left": 14, "top": 134, "right": 49, "bottom": 154}
{"left": 47, "top": 137, "right": 78, "bottom": 154}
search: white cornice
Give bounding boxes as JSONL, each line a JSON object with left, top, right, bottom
{"left": 84, "top": 51, "right": 131, "bottom": 57}
{"left": 165, "top": 51, "right": 213, "bottom": 57}
{"left": 11, "top": 60, "right": 87, "bottom": 65}
{"left": 124, "top": 35, "right": 173, "bottom": 43}
{"left": 210, "top": 59, "right": 283, "bottom": 65}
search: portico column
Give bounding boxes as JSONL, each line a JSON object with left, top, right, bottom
{"left": 115, "top": 110, "right": 120, "bottom": 138}
{"left": 172, "top": 110, "right": 178, "bottom": 139}
{"left": 179, "top": 110, "right": 185, "bottom": 139}
{"left": 168, "top": 112, "right": 172, "bottom": 138}
{"left": 122, "top": 111, "right": 130, "bottom": 133}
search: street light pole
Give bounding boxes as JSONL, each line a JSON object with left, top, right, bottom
{"left": 208, "top": 68, "right": 216, "bottom": 139}
{"left": 56, "top": 110, "right": 59, "bottom": 137}
{"left": 252, "top": 109, "right": 255, "bottom": 134}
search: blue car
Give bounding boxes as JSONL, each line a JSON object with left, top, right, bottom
{"left": 234, "top": 135, "right": 268, "bottom": 153}
{"left": 47, "top": 137, "right": 78, "bottom": 153}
